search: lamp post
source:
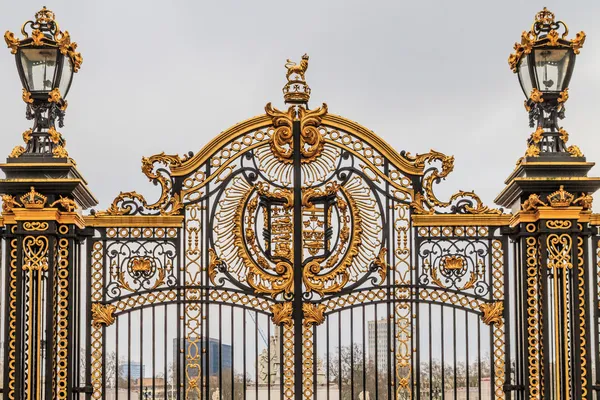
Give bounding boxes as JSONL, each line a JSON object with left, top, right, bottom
{"left": 508, "top": 8, "right": 585, "bottom": 157}
{"left": 4, "top": 6, "right": 82, "bottom": 158}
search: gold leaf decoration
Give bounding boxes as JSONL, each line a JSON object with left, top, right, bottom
{"left": 480, "top": 301, "right": 504, "bottom": 326}
{"left": 91, "top": 303, "right": 117, "bottom": 328}
{"left": 303, "top": 303, "right": 326, "bottom": 326}
{"left": 270, "top": 302, "right": 293, "bottom": 327}
{"left": 4, "top": 31, "right": 19, "bottom": 54}
{"left": 22, "top": 89, "right": 33, "bottom": 104}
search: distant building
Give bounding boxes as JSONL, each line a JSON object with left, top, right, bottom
{"left": 173, "top": 338, "right": 232, "bottom": 378}
{"left": 119, "top": 361, "right": 145, "bottom": 380}
{"left": 368, "top": 318, "right": 388, "bottom": 370}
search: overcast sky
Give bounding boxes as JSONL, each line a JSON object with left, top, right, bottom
{"left": 1, "top": 1, "right": 600, "bottom": 211}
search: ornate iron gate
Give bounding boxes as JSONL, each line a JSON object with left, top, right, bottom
{"left": 1, "top": 7, "right": 600, "bottom": 400}
{"left": 80, "top": 60, "right": 514, "bottom": 399}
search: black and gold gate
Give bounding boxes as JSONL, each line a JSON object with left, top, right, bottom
{"left": 1, "top": 7, "right": 600, "bottom": 400}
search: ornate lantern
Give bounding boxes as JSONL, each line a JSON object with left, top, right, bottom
{"left": 508, "top": 8, "right": 585, "bottom": 157}
{"left": 4, "top": 7, "right": 82, "bottom": 158}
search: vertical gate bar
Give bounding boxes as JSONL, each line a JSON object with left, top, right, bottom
{"left": 593, "top": 234, "right": 600, "bottom": 399}
{"left": 85, "top": 236, "right": 93, "bottom": 400}
{"left": 254, "top": 311, "right": 258, "bottom": 400}
{"left": 326, "top": 316, "right": 329, "bottom": 400}
{"left": 362, "top": 305, "right": 365, "bottom": 397}
{"left": 453, "top": 308, "right": 457, "bottom": 400}
{"left": 441, "top": 305, "right": 445, "bottom": 400}
{"left": 140, "top": 308, "right": 143, "bottom": 399}
{"left": 429, "top": 304, "right": 432, "bottom": 400}
{"left": 219, "top": 304, "right": 222, "bottom": 397}
{"left": 127, "top": 313, "right": 131, "bottom": 400}
{"left": 350, "top": 310, "right": 354, "bottom": 400}
{"left": 44, "top": 235, "right": 56, "bottom": 400}
{"left": 163, "top": 305, "right": 167, "bottom": 399}
{"left": 243, "top": 309, "right": 246, "bottom": 399}
{"left": 540, "top": 232, "right": 551, "bottom": 400}
{"left": 338, "top": 314, "right": 341, "bottom": 400}
{"left": 374, "top": 305, "right": 378, "bottom": 400}
{"left": 466, "top": 311, "right": 469, "bottom": 400}
{"left": 231, "top": 306, "right": 234, "bottom": 399}
{"left": 116, "top": 313, "right": 119, "bottom": 397}
{"left": 292, "top": 118, "right": 303, "bottom": 400}
{"left": 477, "top": 312, "right": 481, "bottom": 400}
{"left": 152, "top": 307, "right": 155, "bottom": 400}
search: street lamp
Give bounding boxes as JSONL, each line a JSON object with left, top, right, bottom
{"left": 509, "top": 8, "right": 585, "bottom": 156}
{"left": 4, "top": 7, "right": 82, "bottom": 158}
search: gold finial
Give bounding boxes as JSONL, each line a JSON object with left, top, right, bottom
{"left": 283, "top": 54, "right": 311, "bottom": 104}
{"left": 35, "top": 6, "right": 56, "bottom": 24}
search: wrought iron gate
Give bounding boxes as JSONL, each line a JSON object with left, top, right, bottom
{"left": 1, "top": 8, "right": 600, "bottom": 400}
{"left": 78, "top": 60, "right": 517, "bottom": 399}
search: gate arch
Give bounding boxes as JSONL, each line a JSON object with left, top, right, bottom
{"left": 87, "top": 57, "right": 506, "bottom": 400}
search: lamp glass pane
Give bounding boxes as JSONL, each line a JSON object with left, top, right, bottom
{"left": 58, "top": 56, "right": 73, "bottom": 98}
{"left": 533, "top": 48, "right": 571, "bottom": 92}
{"left": 19, "top": 48, "right": 59, "bottom": 92}
{"left": 517, "top": 56, "right": 533, "bottom": 98}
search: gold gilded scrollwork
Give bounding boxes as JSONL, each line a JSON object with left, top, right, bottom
{"left": 410, "top": 149, "right": 501, "bottom": 215}
{"left": 302, "top": 303, "right": 326, "bottom": 326}
{"left": 270, "top": 302, "right": 293, "bottom": 327}
{"left": 91, "top": 303, "right": 117, "bottom": 328}
{"left": 23, "top": 222, "right": 49, "bottom": 231}
{"left": 479, "top": 301, "right": 504, "bottom": 326}
{"left": 235, "top": 186, "right": 294, "bottom": 297}
{"left": 302, "top": 186, "right": 362, "bottom": 295}
{"left": 265, "top": 102, "right": 328, "bottom": 164}
{"left": 98, "top": 152, "right": 189, "bottom": 216}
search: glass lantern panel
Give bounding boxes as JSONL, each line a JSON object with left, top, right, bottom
{"left": 533, "top": 49, "right": 571, "bottom": 92}
{"left": 19, "top": 48, "right": 59, "bottom": 92}
{"left": 58, "top": 56, "right": 73, "bottom": 98}
{"left": 517, "top": 55, "right": 533, "bottom": 98}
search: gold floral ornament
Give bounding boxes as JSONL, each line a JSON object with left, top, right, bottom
{"left": 480, "top": 301, "right": 504, "bottom": 326}
{"left": 567, "top": 144, "right": 583, "bottom": 157}
{"left": 91, "top": 303, "right": 117, "bottom": 328}
{"left": 97, "top": 152, "right": 188, "bottom": 216}
{"left": 303, "top": 303, "right": 326, "bottom": 326}
{"left": 4, "top": 7, "right": 83, "bottom": 72}
{"left": 409, "top": 149, "right": 502, "bottom": 215}
{"left": 270, "top": 302, "right": 293, "bottom": 327}
{"left": 508, "top": 8, "right": 585, "bottom": 73}
{"left": 265, "top": 102, "right": 328, "bottom": 164}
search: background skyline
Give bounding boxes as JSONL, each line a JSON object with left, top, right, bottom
{"left": 1, "top": 1, "right": 599, "bottom": 210}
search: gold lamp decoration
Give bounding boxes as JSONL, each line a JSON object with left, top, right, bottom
{"left": 4, "top": 7, "right": 82, "bottom": 159}
{"left": 509, "top": 8, "right": 586, "bottom": 161}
